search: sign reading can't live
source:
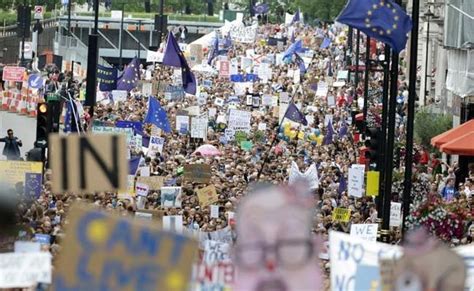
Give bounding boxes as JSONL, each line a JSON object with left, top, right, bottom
{"left": 48, "top": 134, "right": 128, "bottom": 193}
{"left": 2, "top": 66, "right": 26, "bottom": 82}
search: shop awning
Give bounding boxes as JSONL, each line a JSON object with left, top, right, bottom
{"left": 440, "top": 132, "right": 474, "bottom": 156}
{"left": 431, "top": 119, "right": 474, "bottom": 147}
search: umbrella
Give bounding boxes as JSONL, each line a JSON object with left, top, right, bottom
{"left": 193, "top": 144, "right": 221, "bottom": 157}
{"left": 440, "top": 131, "right": 474, "bottom": 156}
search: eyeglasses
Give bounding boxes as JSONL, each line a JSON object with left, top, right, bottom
{"left": 234, "top": 239, "right": 314, "bottom": 270}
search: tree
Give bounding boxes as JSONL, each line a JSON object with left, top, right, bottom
{"left": 414, "top": 108, "right": 452, "bottom": 150}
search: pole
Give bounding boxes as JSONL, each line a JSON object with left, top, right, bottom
{"left": 377, "top": 45, "right": 391, "bottom": 220}
{"left": 402, "top": 0, "right": 420, "bottom": 240}
{"left": 137, "top": 20, "right": 141, "bottom": 59}
{"left": 423, "top": 16, "right": 430, "bottom": 104}
{"left": 67, "top": 0, "right": 72, "bottom": 37}
{"left": 118, "top": 3, "right": 124, "bottom": 70}
{"left": 381, "top": 47, "right": 399, "bottom": 242}
{"left": 347, "top": 27, "right": 353, "bottom": 81}
{"left": 363, "top": 35, "right": 371, "bottom": 134}
{"left": 157, "top": 0, "right": 164, "bottom": 48}
{"left": 21, "top": 2, "right": 26, "bottom": 67}
{"left": 355, "top": 30, "right": 361, "bottom": 89}
{"left": 85, "top": 0, "right": 100, "bottom": 119}
{"left": 32, "top": 20, "right": 39, "bottom": 60}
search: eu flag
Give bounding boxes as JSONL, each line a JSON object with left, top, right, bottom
{"left": 291, "top": 9, "right": 301, "bottom": 24}
{"left": 64, "top": 100, "right": 80, "bottom": 133}
{"left": 284, "top": 102, "right": 308, "bottom": 126}
{"left": 337, "top": 0, "right": 412, "bottom": 53}
{"left": 162, "top": 32, "right": 197, "bottom": 95}
{"left": 97, "top": 65, "right": 118, "bottom": 91}
{"left": 144, "top": 97, "right": 171, "bottom": 133}
{"left": 117, "top": 58, "right": 140, "bottom": 91}
{"left": 320, "top": 37, "right": 331, "bottom": 49}
{"left": 116, "top": 120, "right": 144, "bottom": 136}
{"left": 207, "top": 33, "right": 219, "bottom": 65}
{"left": 323, "top": 120, "right": 334, "bottom": 145}
{"left": 283, "top": 39, "right": 303, "bottom": 61}
{"left": 253, "top": 3, "right": 269, "bottom": 14}
{"left": 294, "top": 53, "right": 306, "bottom": 74}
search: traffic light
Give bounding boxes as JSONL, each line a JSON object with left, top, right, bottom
{"left": 365, "top": 127, "right": 382, "bottom": 163}
{"left": 17, "top": 5, "right": 31, "bottom": 38}
{"left": 36, "top": 102, "right": 50, "bottom": 147}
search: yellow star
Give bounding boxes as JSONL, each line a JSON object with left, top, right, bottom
{"left": 372, "top": 4, "right": 377, "bottom": 9}
{"left": 380, "top": 2, "right": 385, "bottom": 6}
{"left": 366, "top": 23, "right": 371, "bottom": 28}
{"left": 387, "top": 3, "right": 392, "bottom": 8}
{"left": 392, "top": 9, "right": 397, "bottom": 14}
{"left": 394, "top": 15, "right": 399, "bottom": 20}
{"left": 386, "top": 30, "right": 392, "bottom": 34}
{"left": 372, "top": 28, "right": 377, "bottom": 32}
{"left": 365, "top": 18, "right": 370, "bottom": 23}
{"left": 367, "top": 10, "right": 372, "bottom": 16}
{"left": 379, "top": 30, "right": 384, "bottom": 35}
{"left": 393, "top": 24, "right": 398, "bottom": 29}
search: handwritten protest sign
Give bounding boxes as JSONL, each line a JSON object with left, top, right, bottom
{"left": 0, "top": 252, "right": 51, "bottom": 288}
{"left": 329, "top": 231, "right": 402, "bottom": 291}
{"left": 350, "top": 224, "right": 378, "bottom": 242}
{"left": 197, "top": 185, "right": 218, "bottom": 207}
{"left": 163, "top": 215, "right": 184, "bottom": 234}
{"left": 176, "top": 115, "right": 190, "bottom": 134}
{"left": 332, "top": 208, "right": 351, "bottom": 222}
{"left": 389, "top": 202, "right": 402, "bottom": 227}
{"left": 136, "top": 176, "right": 165, "bottom": 190}
{"left": 190, "top": 117, "right": 208, "bottom": 140}
{"left": 191, "top": 262, "right": 235, "bottom": 291}
{"left": 53, "top": 204, "right": 197, "bottom": 290}
{"left": 228, "top": 109, "right": 251, "bottom": 133}
{"left": 204, "top": 240, "right": 230, "bottom": 264}
{"left": 348, "top": 164, "right": 365, "bottom": 198}
{"left": 161, "top": 186, "right": 182, "bottom": 208}
{"left": 135, "top": 182, "right": 149, "bottom": 197}
{"left": 184, "top": 164, "right": 212, "bottom": 184}
{"left": 118, "top": 175, "right": 136, "bottom": 199}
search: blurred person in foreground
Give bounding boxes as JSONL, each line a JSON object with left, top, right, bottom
{"left": 233, "top": 183, "right": 322, "bottom": 291}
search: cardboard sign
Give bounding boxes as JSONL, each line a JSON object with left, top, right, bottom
{"left": 210, "top": 205, "right": 219, "bottom": 218}
{"left": 49, "top": 134, "right": 127, "bottom": 193}
{"left": 160, "top": 186, "right": 182, "bottom": 208}
{"left": 350, "top": 224, "right": 378, "bottom": 242}
{"left": 0, "top": 252, "right": 51, "bottom": 288}
{"left": 329, "top": 231, "right": 402, "bottom": 291}
{"left": 136, "top": 176, "right": 165, "bottom": 190}
{"left": 197, "top": 185, "right": 218, "bottom": 207}
{"left": 0, "top": 161, "right": 43, "bottom": 188}
{"left": 219, "top": 60, "right": 230, "bottom": 78}
{"left": 189, "top": 44, "right": 203, "bottom": 65}
{"left": 163, "top": 215, "right": 184, "bottom": 234}
{"left": 184, "top": 164, "right": 212, "bottom": 184}
{"left": 332, "top": 208, "right": 351, "bottom": 222}
{"left": 204, "top": 240, "right": 230, "bottom": 265}
{"left": 389, "top": 202, "right": 402, "bottom": 227}
{"left": 2, "top": 66, "right": 25, "bottom": 82}
{"left": 53, "top": 204, "right": 197, "bottom": 290}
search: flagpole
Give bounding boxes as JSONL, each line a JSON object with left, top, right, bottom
{"left": 402, "top": 0, "right": 420, "bottom": 240}
{"left": 257, "top": 56, "right": 315, "bottom": 180}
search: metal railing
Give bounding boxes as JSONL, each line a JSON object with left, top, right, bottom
{"left": 0, "top": 18, "right": 59, "bottom": 38}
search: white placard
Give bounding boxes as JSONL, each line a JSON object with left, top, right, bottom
{"left": 214, "top": 98, "right": 225, "bottom": 106}
{"left": 191, "top": 117, "right": 208, "bottom": 140}
{"left": 135, "top": 211, "right": 153, "bottom": 219}
{"left": 329, "top": 231, "right": 402, "bottom": 291}
{"left": 262, "top": 94, "right": 273, "bottom": 106}
{"left": 258, "top": 122, "right": 267, "bottom": 131}
{"left": 208, "top": 107, "right": 217, "bottom": 118}
{"left": 350, "top": 224, "right": 378, "bottom": 242}
{"left": 135, "top": 182, "right": 149, "bottom": 197}
{"left": 142, "top": 82, "right": 153, "bottom": 96}
{"left": 390, "top": 202, "right": 402, "bottom": 227}
{"left": 161, "top": 187, "right": 182, "bottom": 208}
{"left": 176, "top": 115, "right": 189, "bottom": 132}
{"left": 111, "top": 90, "right": 128, "bottom": 102}
{"left": 316, "top": 81, "right": 329, "bottom": 97}
{"left": 210, "top": 205, "right": 219, "bottom": 218}
{"left": 147, "top": 136, "right": 164, "bottom": 157}
{"left": 279, "top": 92, "right": 290, "bottom": 103}
{"left": 14, "top": 241, "right": 41, "bottom": 253}
{"left": 163, "top": 215, "right": 183, "bottom": 233}
{"left": 348, "top": 164, "right": 365, "bottom": 198}
{"left": 288, "top": 161, "right": 319, "bottom": 189}
{"left": 327, "top": 95, "right": 336, "bottom": 107}
{"left": 204, "top": 240, "right": 230, "bottom": 264}
{"left": 146, "top": 50, "right": 163, "bottom": 63}
{"left": 138, "top": 166, "right": 150, "bottom": 177}
{"left": 0, "top": 252, "right": 52, "bottom": 287}
{"left": 228, "top": 109, "right": 252, "bottom": 133}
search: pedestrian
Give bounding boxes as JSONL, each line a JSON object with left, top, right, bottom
{"left": 0, "top": 129, "right": 22, "bottom": 160}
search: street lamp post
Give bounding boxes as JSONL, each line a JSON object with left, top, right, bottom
{"left": 118, "top": 3, "right": 124, "bottom": 70}
{"left": 423, "top": 7, "right": 434, "bottom": 105}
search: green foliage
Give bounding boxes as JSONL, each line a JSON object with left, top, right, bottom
{"left": 414, "top": 109, "right": 452, "bottom": 150}
{"left": 75, "top": 11, "right": 221, "bottom": 22}
{"left": 111, "top": 0, "right": 208, "bottom": 15}
{"left": 1, "top": 11, "right": 53, "bottom": 26}
{"left": 0, "top": 0, "right": 86, "bottom": 11}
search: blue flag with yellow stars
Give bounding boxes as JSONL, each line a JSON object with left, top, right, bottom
{"left": 284, "top": 102, "right": 308, "bottom": 125}
{"left": 115, "top": 120, "right": 144, "bottom": 136}
{"left": 162, "top": 32, "right": 197, "bottom": 95}
{"left": 144, "top": 97, "right": 171, "bottom": 133}
{"left": 117, "top": 58, "right": 140, "bottom": 91}
{"left": 337, "top": 0, "right": 412, "bottom": 53}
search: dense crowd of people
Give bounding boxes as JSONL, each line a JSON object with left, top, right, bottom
{"left": 1, "top": 18, "right": 473, "bottom": 289}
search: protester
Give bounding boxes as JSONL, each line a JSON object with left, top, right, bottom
{"left": 0, "top": 129, "right": 23, "bottom": 160}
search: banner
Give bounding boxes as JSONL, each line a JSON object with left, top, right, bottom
{"left": 146, "top": 50, "right": 164, "bottom": 63}
{"left": 164, "top": 85, "right": 185, "bottom": 101}
{"left": 203, "top": 240, "right": 230, "bottom": 265}
{"left": 350, "top": 224, "right": 378, "bottom": 242}
{"left": 197, "top": 185, "right": 218, "bottom": 207}
{"left": 191, "top": 262, "right": 235, "bottom": 291}
{"left": 53, "top": 204, "right": 198, "bottom": 290}
{"left": 97, "top": 65, "right": 117, "bottom": 92}
{"left": 0, "top": 161, "right": 43, "bottom": 188}
{"left": 0, "top": 252, "right": 51, "bottom": 288}
{"left": 332, "top": 208, "right": 351, "bottom": 222}
{"left": 228, "top": 23, "right": 257, "bottom": 43}
{"left": 329, "top": 231, "right": 402, "bottom": 291}
{"left": 136, "top": 176, "right": 165, "bottom": 190}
